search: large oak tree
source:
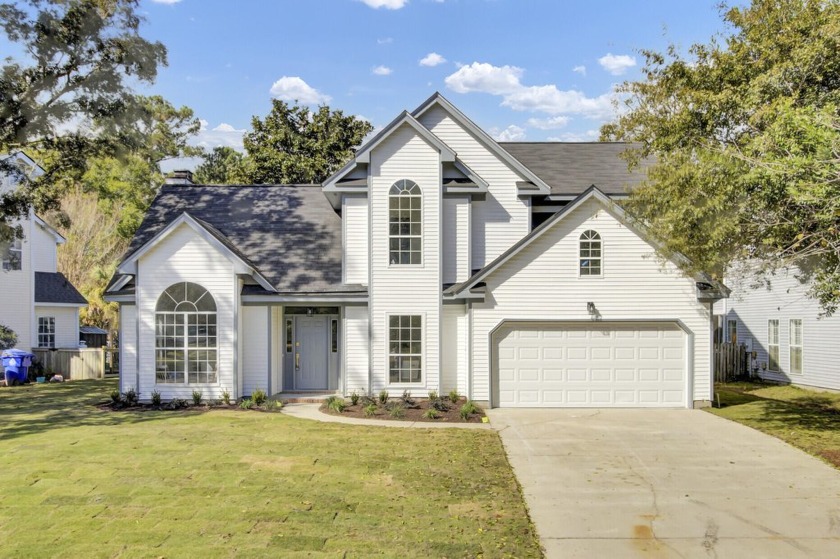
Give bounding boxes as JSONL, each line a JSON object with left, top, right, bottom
{"left": 601, "top": 0, "right": 840, "bottom": 313}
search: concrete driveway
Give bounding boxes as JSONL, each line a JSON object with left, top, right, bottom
{"left": 488, "top": 408, "right": 840, "bottom": 558}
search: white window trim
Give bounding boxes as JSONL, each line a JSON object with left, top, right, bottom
{"left": 789, "top": 319, "right": 803, "bottom": 375}
{"left": 578, "top": 229, "right": 603, "bottom": 278}
{"left": 2, "top": 236, "right": 22, "bottom": 272}
{"left": 38, "top": 316, "right": 55, "bottom": 348}
{"left": 386, "top": 312, "right": 424, "bottom": 386}
{"left": 387, "top": 179, "right": 423, "bottom": 267}
{"left": 767, "top": 319, "right": 779, "bottom": 372}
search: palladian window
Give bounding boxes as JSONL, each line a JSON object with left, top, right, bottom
{"left": 155, "top": 282, "right": 218, "bottom": 384}
{"left": 388, "top": 179, "right": 422, "bottom": 265}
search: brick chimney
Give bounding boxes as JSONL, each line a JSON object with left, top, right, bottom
{"left": 165, "top": 170, "right": 194, "bottom": 185}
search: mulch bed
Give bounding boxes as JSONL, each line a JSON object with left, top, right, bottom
{"left": 320, "top": 397, "right": 486, "bottom": 423}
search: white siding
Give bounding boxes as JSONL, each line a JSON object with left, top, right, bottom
{"left": 726, "top": 269, "right": 840, "bottom": 391}
{"left": 418, "top": 105, "right": 529, "bottom": 269}
{"left": 137, "top": 223, "right": 236, "bottom": 401}
{"left": 471, "top": 198, "right": 711, "bottom": 405}
{"left": 442, "top": 197, "right": 470, "bottom": 284}
{"left": 242, "top": 306, "right": 270, "bottom": 396}
{"left": 31, "top": 221, "right": 57, "bottom": 272}
{"left": 120, "top": 304, "right": 137, "bottom": 393}
{"left": 441, "top": 304, "right": 468, "bottom": 394}
{"left": 344, "top": 305, "right": 369, "bottom": 394}
{"left": 0, "top": 217, "right": 32, "bottom": 350}
{"left": 343, "top": 196, "right": 369, "bottom": 285}
{"left": 369, "top": 123, "right": 441, "bottom": 393}
{"left": 35, "top": 305, "right": 78, "bottom": 348}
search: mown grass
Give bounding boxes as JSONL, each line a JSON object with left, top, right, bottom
{"left": 0, "top": 379, "right": 541, "bottom": 558}
{"left": 708, "top": 381, "right": 840, "bottom": 469}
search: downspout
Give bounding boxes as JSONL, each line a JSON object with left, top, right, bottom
{"left": 135, "top": 271, "right": 140, "bottom": 397}
{"left": 466, "top": 300, "right": 473, "bottom": 401}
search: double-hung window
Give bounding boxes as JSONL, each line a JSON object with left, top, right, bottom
{"left": 388, "top": 180, "right": 421, "bottom": 265}
{"left": 1, "top": 236, "right": 22, "bottom": 271}
{"left": 579, "top": 230, "right": 601, "bottom": 276}
{"left": 789, "top": 319, "right": 803, "bottom": 375}
{"left": 155, "top": 282, "right": 218, "bottom": 384}
{"left": 38, "top": 317, "right": 55, "bottom": 348}
{"left": 388, "top": 315, "right": 422, "bottom": 383}
{"left": 767, "top": 319, "right": 779, "bottom": 372}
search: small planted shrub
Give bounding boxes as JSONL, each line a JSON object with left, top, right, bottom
{"left": 221, "top": 389, "right": 231, "bottom": 405}
{"left": 264, "top": 399, "right": 282, "bottom": 412}
{"left": 326, "top": 395, "right": 346, "bottom": 413}
{"left": 110, "top": 389, "right": 122, "bottom": 406}
{"left": 449, "top": 389, "right": 460, "bottom": 404}
{"left": 123, "top": 388, "right": 138, "bottom": 406}
{"left": 378, "top": 389, "right": 389, "bottom": 404}
{"left": 388, "top": 403, "right": 406, "bottom": 419}
{"left": 360, "top": 395, "right": 377, "bottom": 407}
{"left": 363, "top": 403, "right": 378, "bottom": 417}
{"left": 350, "top": 391, "right": 360, "bottom": 406}
{"left": 427, "top": 390, "right": 438, "bottom": 401}
{"left": 423, "top": 408, "right": 440, "bottom": 420}
{"left": 460, "top": 400, "right": 479, "bottom": 420}
{"left": 252, "top": 389, "right": 267, "bottom": 406}
{"left": 400, "top": 390, "right": 416, "bottom": 407}
{"left": 239, "top": 398, "right": 254, "bottom": 410}
{"left": 429, "top": 398, "right": 450, "bottom": 412}
{"left": 151, "top": 390, "right": 162, "bottom": 406}
{"left": 168, "top": 398, "right": 188, "bottom": 410}
{"left": 191, "top": 390, "right": 203, "bottom": 406}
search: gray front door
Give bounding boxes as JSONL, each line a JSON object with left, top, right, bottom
{"left": 294, "top": 316, "right": 329, "bottom": 390}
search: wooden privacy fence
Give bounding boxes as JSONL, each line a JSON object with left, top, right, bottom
{"left": 714, "top": 343, "right": 747, "bottom": 382}
{"left": 32, "top": 348, "right": 105, "bottom": 380}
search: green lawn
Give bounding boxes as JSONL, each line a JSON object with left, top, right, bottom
{"left": 708, "top": 382, "right": 840, "bottom": 469}
{"left": 0, "top": 379, "right": 541, "bottom": 558}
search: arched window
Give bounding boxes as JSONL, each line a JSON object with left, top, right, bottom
{"left": 579, "top": 230, "right": 602, "bottom": 276}
{"left": 155, "top": 282, "right": 218, "bottom": 384}
{"left": 389, "top": 179, "right": 421, "bottom": 265}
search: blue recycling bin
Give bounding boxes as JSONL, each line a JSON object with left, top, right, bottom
{"left": 1, "top": 349, "right": 34, "bottom": 385}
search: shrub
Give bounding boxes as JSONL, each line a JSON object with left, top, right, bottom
{"left": 360, "top": 395, "right": 377, "bottom": 407}
{"left": 400, "top": 389, "right": 415, "bottom": 407}
{"left": 388, "top": 403, "right": 405, "bottom": 419}
{"left": 191, "top": 390, "right": 203, "bottom": 406}
{"left": 423, "top": 408, "right": 440, "bottom": 420}
{"left": 378, "top": 390, "right": 389, "bottom": 404}
{"left": 151, "top": 390, "right": 162, "bottom": 406}
{"left": 427, "top": 390, "right": 438, "bottom": 401}
{"left": 110, "top": 389, "right": 122, "bottom": 406}
{"left": 326, "top": 395, "right": 346, "bottom": 413}
{"left": 264, "top": 399, "right": 282, "bottom": 412}
{"left": 350, "top": 391, "right": 360, "bottom": 406}
{"left": 460, "top": 400, "right": 479, "bottom": 420}
{"left": 252, "top": 389, "right": 267, "bottom": 406}
{"left": 363, "top": 403, "right": 377, "bottom": 417}
{"left": 221, "top": 389, "right": 231, "bottom": 405}
{"left": 429, "top": 398, "right": 450, "bottom": 412}
{"left": 123, "top": 388, "right": 138, "bottom": 406}
{"left": 0, "top": 323, "right": 18, "bottom": 351}
{"left": 239, "top": 398, "right": 254, "bottom": 410}
{"left": 449, "top": 389, "right": 460, "bottom": 404}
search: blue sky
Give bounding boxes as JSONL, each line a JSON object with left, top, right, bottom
{"left": 80, "top": 2, "right": 747, "bottom": 163}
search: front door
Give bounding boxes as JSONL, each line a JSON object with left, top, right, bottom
{"left": 294, "top": 316, "right": 329, "bottom": 390}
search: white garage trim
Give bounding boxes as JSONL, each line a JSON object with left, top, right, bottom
{"left": 489, "top": 319, "right": 694, "bottom": 408}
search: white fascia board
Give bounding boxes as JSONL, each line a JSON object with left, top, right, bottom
{"left": 103, "top": 294, "right": 135, "bottom": 303}
{"left": 116, "top": 213, "right": 275, "bottom": 292}
{"left": 33, "top": 215, "right": 65, "bottom": 244}
{"left": 34, "top": 302, "right": 87, "bottom": 308}
{"left": 241, "top": 294, "right": 369, "bottom": 304}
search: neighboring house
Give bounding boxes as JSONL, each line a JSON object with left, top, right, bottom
{"left": 719, "top": 267, "right": 840, "bottom": 391}
{"left": 105, "top": 93, "right": 726, "bottom": 408}
{"left": 0, "top": 153, "right": 88, "bottom": 357}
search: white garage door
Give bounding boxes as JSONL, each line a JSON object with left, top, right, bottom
{"left": 494, "top": 322, "right": 686, "bottom": 408}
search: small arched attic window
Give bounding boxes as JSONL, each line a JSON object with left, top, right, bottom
{"left": 579, "top": 230, "right": 602, "bottom": 276}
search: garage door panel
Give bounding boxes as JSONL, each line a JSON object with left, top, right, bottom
{"left": 495, "top": 322, "right": 686, "bottom": 408}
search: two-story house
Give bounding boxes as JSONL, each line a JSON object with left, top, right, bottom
{"left": 1, "top": 153, "right": 88, "bottom": 357}
{"left": 105, "top": 94, "right": 726, "bottom": 408}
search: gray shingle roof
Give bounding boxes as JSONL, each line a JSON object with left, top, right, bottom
{"left": 119, "top": 185, "right": 360, "bottom": 294}
{"left": 35, "top": 272, "right": 87, "bottom": 305}
{"left": 499, "top": 142, "right": 648, "bottom": 196}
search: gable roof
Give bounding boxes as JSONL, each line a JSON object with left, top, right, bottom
{"left": 446, "top": 185, "right": 729, "bottom": 298}
{"left": 110, "top": 185, "right": 363, "bottom": 295}
{"left": 411, "top": 92, "right": 551, "bottom": 194}
{"left": 35, "top": 272, "right": 87, "bottom": 306}
{"left": 499, "top": 142, "right": 649, "bottom": 198}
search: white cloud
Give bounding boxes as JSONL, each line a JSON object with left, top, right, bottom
{"left": 419, "top": 52, "right": 447, "bottom": 67}
{"left": 359, "top": 0, "right": 408, "bottom": 9}
{"left": 547, "top": 129, "right": 599, "bottom": 142}
{"left": 377, "top": 37, "right": 393, "bottom": 44}
{"left": 194, "top": 119, "right": 247, "bottom": 152}
{"left": 151, "top": 0, "right": 181, "bottom": 4}
{"left": 445, "top": 62, "right": 618, "bottom": 119}
{"left": 573, "top": 65, "right": 586, "bottom": 76}
{"left": 526, "top": 116, "right": 570, "bottom": 130}
{"left": 269, "top": 76, "right": 331, "bottom": 104}
{"left": 597, "top": 53, "right": 636, "bottom": 75}
{"left": 444, "top": 62, "right": 523, "bottom": 95}
{"left": 372, "top": 65, "right": 393, "bottom": 76}
{"left": 492, "top": 125, "right": 526, "bottom": 142}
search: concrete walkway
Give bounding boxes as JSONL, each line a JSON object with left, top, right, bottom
{"left": 488, "top": 408, "right": 840, "bottom": 559}
{"left": 280, "top": 402, "right": 492, "bottom": 429}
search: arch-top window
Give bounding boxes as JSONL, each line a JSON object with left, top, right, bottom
{"left": 155, "top": 282, "right": 218, "bottom": 384}
{"left": 579, "top": 230, "right": 602, "bottom": 276}
{"left": 389, "top": 179, "right": 421, "bottom": 265}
